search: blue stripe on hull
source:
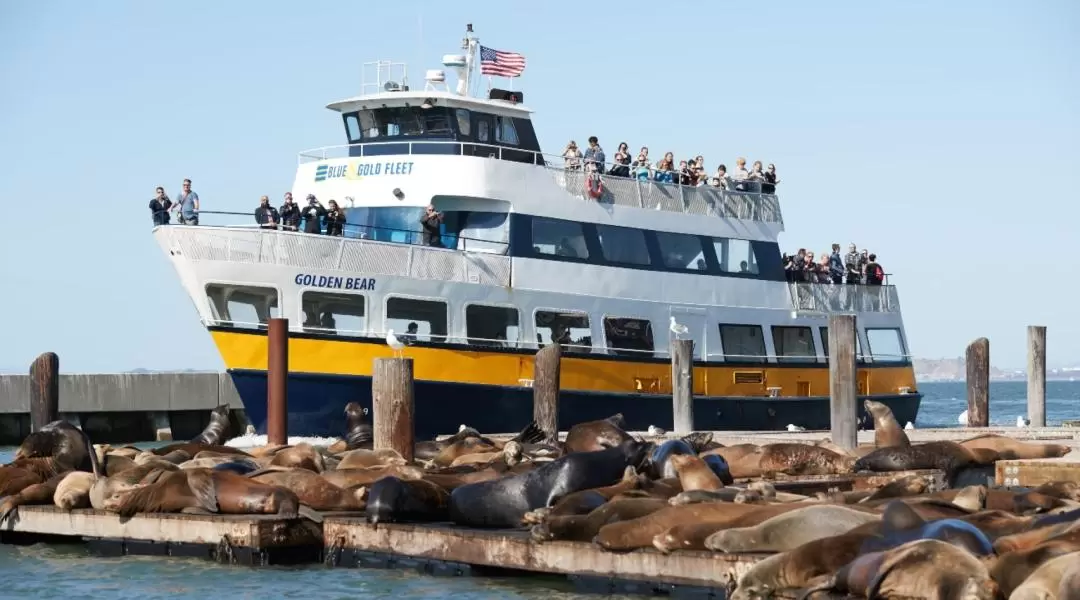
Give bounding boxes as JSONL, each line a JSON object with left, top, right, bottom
{"left": 229, "top": 370, "right": 922, "bottom": 440}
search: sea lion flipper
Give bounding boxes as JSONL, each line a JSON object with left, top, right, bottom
{"left": 680, "top": 431, "right": 714, "bottom": 454}
{"left": 187, "top": 470, "right": 219, "bottom": 514}
{"left": 510, "top": 421, "right": 546, "bottom": 445}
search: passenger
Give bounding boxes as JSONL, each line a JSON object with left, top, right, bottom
{"left": 654, "top": 152, "right": 675, "bottom": 183}
{"left": 583, "top": 136, "right": 605, "bottom": 174}
{"left": 174, "top": 178, "right": 200, "bottom": 225}
{"left": 279, "top": 192, "right": 300, "bottom": 231}
{"left": 608, "top": 142, "right": 631, "bottom": 177}
{"left": 817, "top": 254, "right": 832, "bottom": 283}
{"left": 732, "top": 158, "right": 750, "bottom": 181}
{"left": 324, "top": 199, "right": 346, "bottom": 236}
{"left": 844, "top": 243, "right": 862, "bottom": 284}
{"left": 301, "top": 194, "right": 326, "bottom": 234}
{"left": 762, "top": 163, "right": 780, "bottom": 193}
{"left": 864, "top": 254, "right": 885, "bottom": 285}
{"left": 420, "top": 204, "right": 444, "bottom": 247}
{"left": 678, "top": 160, "right": 695, "bottom": 186}
{"left": 632, "top": 151, "right": 651, "bottom": 180}
{"left": 562, "top": 141, "right": 582, "bottom": 170}
{"left": 711, "top": 164, "right": 729, "bottom": 189}
{"left": 748, "top": 160, "right": 765, "bottom": 181}
{"left": 399, "top": 322, "right": 419, "bottom": 344}
{"left": 149, "top": 186, "right": 172, "bottom": 226}
{"left": 829, "top": 243, "right": 844, "bottom": 284}
{"left": 255, "top": 195, "right": 279, "bottom": 230}
{"left": 693, "top": 155, "right": 708, "bottom": 185}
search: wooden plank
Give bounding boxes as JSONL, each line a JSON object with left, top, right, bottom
{"left": 966, "top": 338, "right": 990, "bottom": 427}
{"left": 997, "top": 459, "right": 1080, "bottom": 487}
{"left": 827, "top": 315, "right": 857, "bottom": 450}
{"left": 1027, "top": 325, "right": 1047, "bottom": 428}
{"left": 0, "top": 506, "right": 319, "bottom": 548}
{"left": 323, "top": 520, "right": 764, "bottom": 588}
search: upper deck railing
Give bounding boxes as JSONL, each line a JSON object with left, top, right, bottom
{"left": 295, "top": 141, "right": 784, "bottom": 225}
{"left": 788, "top": 282, "right": 901, "bottom": 314}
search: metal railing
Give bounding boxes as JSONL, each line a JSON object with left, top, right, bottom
{"left": 294, "top": 141, "right": 784, "bottom": 225}
{"left": 788, "top": 283, "right": 901, "bottom": 314}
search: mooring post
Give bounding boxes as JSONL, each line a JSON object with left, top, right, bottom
{"left": 1027, "top": 326, "right": 1046, "bottom": 427}
{"left": 671, "top": 339, "right": 694, "bottom": 434}
{"left": 266, "top": 318, "right": 289, "bottom": 445}
{"left": 828, "top": 314, "right": 857, "bottom": 450}
{"left": 29, "top": 352, "right": 60, "bottom": 432}
{"left": 532, "top": 343, "right": 561, "bottom": 441}
{"left": 373, "top": 357, "right": 415, "bottom": 463}
{"left": 966, "top": 337, "right": 990, "bottom": 428}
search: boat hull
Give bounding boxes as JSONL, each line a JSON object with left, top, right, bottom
{"left": 228, "top": 368, "right": 922, "bottom": 440}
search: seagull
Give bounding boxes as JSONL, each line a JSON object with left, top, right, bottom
{"left": 904, "top": 421, "right": 915, "bottom": 430}
{"left": 786, "top": 424, "right": 806, "bottom": 432}
{"left": 669, "top": 316, "right": 689, "bottom": 339}
{"left": 647, "top": 425, "right": 666, "bottom": 436}
{"left": 958, "top": 409, "right": 968, "bottom": 425}
{"left": 385, "top": 329, "right": 405, "bottom": 358}
{"left": 1017, "top": 415, "right": 1030, "bottom": 428}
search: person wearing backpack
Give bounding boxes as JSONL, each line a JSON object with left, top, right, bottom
{"left": 864, "top": 254, "right": 885, "bottom": 285}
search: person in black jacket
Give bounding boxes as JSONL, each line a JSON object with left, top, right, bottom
{"left": 324, "top": 199, "right": 346, "bottom": 236}
{"left": 149, "top": 186, "right": 172, "bottom": 226}
{"left": 279, "top": 192, "right": 301, "bottom": 231}
{"left": 301, "top": 194, "right": 326, "bottom": 234}
{"left": 254, "top": 195, "right": 279, "bottom": 229}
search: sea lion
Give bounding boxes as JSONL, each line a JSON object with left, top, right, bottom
{"left": 336, "top": 449, "right": 407, "bottom": 470}
{"left": 111, "top": 468, "right": 311, "bottom": 520}
{"left": 269, "top": 443, "right": 325, "bottom": 472}
{"left": 0, "top": 420, "right": 97, "bottom": 495}
{"left": 703, "top": 504, "right": 881, "bottom": 553}
{"left": 1058, "top": 557, "right": 1080, "bottom": 600}
{"left": 190, "top": 404, "right": 232, "bottom": 446}
{"left": 730, "top": 531, "right": 875, "bottom": 600}
{"left": 758, "top": 443, "right": 855, "bottom": 477}
{"left": 993, "top": 516, "right": 1080, "bottom": 554}
{"left": 448, "top": 439, "right": 651, "bottom": 528}
{"left": 815, "top": 439, "right": 878, "bottom": 458}
{"left": 959, "top": 433, "right": 1072, "bottom": 460}
{"left": 860, "top": 473, "right": 932, "bottom": 503}
{"left": 608, "top": 502, "right": 803, "bottom": 553}
{"left": 54, "top": 471, "right": 96, "bottom": 510}
{"left": 530, "top": 496, "right": 668, "bottom": 543}
{"left": 853, "top": 441, "right": 997, "bottom": 481}
{"left": 863, "top": 399, "right": 910, "bottom": 448}
{"left": 150, "top": 442, "right": 249, "bottom": 459}
{"left": 365, "top": 476, "right": 449, "bottom": 524}
{"left": 522, "top": 466, "right": 644, "bottom": 524}
{"left": 0, "top": 470, "right": 72, "bottom": 525}
{"left": 669, "top": 454, "right": 724, "bottom": 492}
{"left": 342, "top": 401, "right": 373, "bottom": 450}
{"left": 668, "top": 488, "right": 751, "bottom": 506}
{"left": 1009, "top": 551, "right": 1080, "bottom": 600}
{"left": 701, "top": 454, "right": 734, "bottom": 485}
{"left": 860, "top": 500, "right": 994, "bottom": 556}
{"left": 990, "top": 537, "right": 1080, "bottom": 596}
{"left": 562, "top": 414, "right": 632, "bottom": 453}
{"left": 89, "top": 462, "right": 179, "bottom": 511}
{"left": 1033, "top": 481, "right": 1080, "bottom": 502}
{"left": 430, "top": 437, "right": 500, "bottom": 467}
{"left": 321, "top": 464, "right": 425, "bottom": 488}
{"left": 250, "top": 468, "right": 367, "bottom": 512}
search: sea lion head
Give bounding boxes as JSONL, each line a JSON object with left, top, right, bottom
{"left": 620, "top": 439, "right": 655, "bottom": 473}
{"left": 502, "top": 441, "right": 523, "bottom": 467}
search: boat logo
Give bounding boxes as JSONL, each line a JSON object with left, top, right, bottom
{"left": 314, "top": 160, "right": 416, "bottom": 182}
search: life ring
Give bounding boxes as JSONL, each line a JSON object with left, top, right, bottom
{"left": 585, "top": 173, "right": 603, "bottom": 199}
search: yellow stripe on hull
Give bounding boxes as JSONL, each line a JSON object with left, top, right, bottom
{"left": 209, "top": 329, "right": 917, "bottom": 397}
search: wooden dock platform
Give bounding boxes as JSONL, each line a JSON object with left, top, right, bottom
{"left": 0, "top": 506, "right": 322, "bottom": 565}
{"left": 997, "top": 457, "right": 1080, "bottom": 487}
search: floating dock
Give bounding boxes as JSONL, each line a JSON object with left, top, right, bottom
{"left": 997, "top": 457, "right": 1080, "bottom": 488}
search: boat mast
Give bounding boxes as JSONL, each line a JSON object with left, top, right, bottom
{"left": 461, "top": 23, "right": 478, "bottom": 98}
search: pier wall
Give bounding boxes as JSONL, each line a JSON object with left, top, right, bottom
{"left": 0, "top": 373, "right": 246, "bottom": 445}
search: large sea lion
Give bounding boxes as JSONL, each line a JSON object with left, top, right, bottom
{"left": 604, "top": 501, "right": 802, "bottom": 552}
{"left": 321, "top": 464, "right": 425, "bottom": 488}
{"left": 190, "top": 404, "right": 232, "bottom": 446}
{"left": 864, "top": 399, "right": 910, "bottom": 448}
{"left": 1, "top": 420, "right": 97, "bottom": 496}
{"left": 54, "top": 471, "right": 96, "bottom": 510}
{"left": 860, "top": 500, "right": 994, "bottom": 556}
{"left": 669, "top": 454, "right": 724, "bottom": 492}
{"left": 530, "top": 496, "right": 668, "bottom": 543}
{"left": 562, "top": 414, "right": 632, "bottom": 453}
{"left": 448, "top": 439, "right": 651, "bottom": 528}
{"left": 701, "top": 444, "right": 763, "bottom": 478}
{"left": 1058, "top": 557, "right": 1080, "bottom": 600}
{"left": 365, "top": 476, "right": 449, "bottom": 524}
{"left": 336, "top": 449, "right": 407, "bottom": 470}
{"left": 249, "top": 467, "right": 367, "bottom": 511}
{"left": 268, "top": 443, "right": 325, "bottom": 472}
{"left": 959, "top": 433, "right": 1072, "bottom": 460}
{"left": 522, "top": 466, "right": 643, "bottom": 524}
{"left": 1009, "top": 551, "right": 1080, "bottom": 600}
{"left": 758, "top": 443, "right": 855, "bottom": 477}
{"left": 990, "top": 537, "right": 1080, "bottom": 597}
{"left": 704, "top": 504, "right": 881, "bottom": 553}
{"left": 149, "top": 442, "right": 249, "bottom": 460}
{"left": 730, "top": 531, "right": 874, "bottom": 600}
{"left": 342, "top": 401, "right": 373, "bottom": 450}
{"left": 853, "top": 441, "right": 998, "bottom": 482}
{"left": 89, "top": 462, "right": 178, "bottom": 511}
{"left": 0, "top": 470, "right": 72, "bottom": 525}
{"left": 1034, "top": 481, "right": 1080, "bottom": 502}
{"left": 111, "top": 468, "right": 313, "bottom": 520}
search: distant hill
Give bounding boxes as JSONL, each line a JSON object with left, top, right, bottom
{"left": 914, "top": 358, "right": 1080, "bottom": 382}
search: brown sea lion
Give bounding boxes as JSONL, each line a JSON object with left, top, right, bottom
{"left": 0, "top": 470, "right": 72, "bottom": 525}
{"left": 815, "top": 439, "right": 877, "bottom": 458}
{"left": 269, "top": 443, "right": 325, "bottom": 472}
{"left": 959, "top": 433, "right": 1072, "bottom": 459}
{"left": 336, "top": 449, "right": 407, "bottom": 470}
{"left": 342, "top": 401, "right": 373, "bottom": 450}
{"left": 562, "top": 413, "right": 632, "bottom": 453}
{"left": 90, "top": 463, "right": 183, "bottom": 511}
{"left": 758, "top": 443, "right": 855, "bottom": 477}
{"left": 1059, "top": 557, "right": 1080, "bottom": 600}
{"left": 1, "top": 421, "right": 98, "bottom": 496}
{"left": 522, "top": 466, "right": 643, "bottom": 524}
{"left": 1033, "top": 481, "right": 1080, "bottom": 502}
{"left": 111, "top": 468, "right": 311, "bottom": 520}
{"left": 150, "top": 442, "right": 249, "bottom": 459}
{"left": 859, "top": 473, "right": 932, "bottom": 503}
{"left": 190, "top": 404, "right": 232, "bottom": 446}
{"left": 54, "top": 471, "right": 96, "bottom": 510}
{"left": 864, "top": 399, "right": 910, "bottom": 448}
{"left": 365, "top": 476, "right": 449, "bottom": 524}
{"left": 1009, "top": 551, "right": 1080, "bottom": 600}
{"left": 994, "top": 518, "right": 1080, "bottom": 554}
{"left": 430, "top": 437, "right": 499, "bottom": 467}
{"left": 703, "top": 504, "right": 881, "bottom": 553}
{"left": 701, "top": 444, "right": 762, "bottom": 478}
{"left": 250, "top": 468, "right": 367, "bottom": 511}
{"left": 669, "top": 453, "right": 724, "bottom": 492}
{"left": 990, "top": 537, "right": 1080, "bottom": 597}
{"left": 853, "top": 441, "right": 998, "bottom": 480}
{"left": 607, "top": 502, "right": 801, "bottom": 552}
{"left": 531, "top": 496, "right": 668, "bottom": 543}
{"left": 731, "top": 531, "right": 875, "bottom": 600}
{"left": 321, "top": 464, "right": 425, "bottom": 488}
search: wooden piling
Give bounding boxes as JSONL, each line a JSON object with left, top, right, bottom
{"left": 29, "top": 352, "right": 59, "bottom": 432}
{"left": 266, "top": 318, "right": 289, "bottom": 445}
{"left": 828, "top": 314, "right": 857, "bottom": 450}
{"left": 1027, "top": 326, "right": 1046, "bottom": 428}
{"left": 532, "top": 344, "right": 561, "bottom": 440}
{"left": 966, "top": 337, "right": 990, "bottom": 428}
{"left": 671, "top": 339, "right": 694, "bottom": 434}
{"left": 373, "top": 358, "right": 415, "bottom": 462}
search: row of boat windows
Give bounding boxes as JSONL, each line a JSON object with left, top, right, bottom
{"left": 205, "top": 284, "right": 907, "bottom": 363}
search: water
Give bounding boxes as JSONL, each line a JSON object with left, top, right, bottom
{"left": 1, "top": 381, "right": 1077, "bottom": 598}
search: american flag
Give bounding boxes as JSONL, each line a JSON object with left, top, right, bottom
{"left": 479, "top": 45, "right": 526, "bottom": 78}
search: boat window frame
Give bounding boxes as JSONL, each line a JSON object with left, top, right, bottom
{"left": 532, "top": 307, "right": 593, "bottom": 354}
{"left": 463, "top": 302, "right": 521, "bottom": 348}
{"left": 382, "top": 293, "right": 450, "bottom": 344}
{"left": 204, "top": 281, "right": 282, "bottom": 330}
{"left": 818, "top": 326, "right": 868, "bottom": 364}
{"left": 594, "top": 222, "right": 652, "bottom": 267}
{"left": 528, "top": 215, "right": 592, "bottom": 262}
{"left": 298, "top": 289, "right": 368, "bottom": 337}
{"left": 771, "top": 325, "right": 818, "bottom": 364}
{"left": 600, "top": 314, "right": 657, "bottom": 358}
{"left": 864, "top": 327, "right": 909, "bottom": 364}
{"left": 717, "top": 323, "right": 768, "bottom": 364}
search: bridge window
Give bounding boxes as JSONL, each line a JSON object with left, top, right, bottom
{"left": 772, "top": 326, "right": 817, "bottom": 363}
{"left": 532, "top": 217, "right": 589, "bottom": 259}
{"left": 866, "top": 328, "right": 906, "bottom": 362}
{"left": 344, "top": 114, "right": 362, "bottom": 143}
{"left": 456, "top": 109, "right": 471, "bottom": 136}
{"left": 655, "top": 232, "right": 707, "bottom": 271}
{"left": 301, "top": 292, "right": 365, "bottom": 336}
{"left": 356, "top": 107, "right": 455, "bottom": 139}
{"left": 535, "top": 310, "right": 591, "bottom": 353}
{"left": 495, "top": 116, "right": 519, "bottom": 145}
{"left": 819, "top": 326, "right": 865, "bottom": 362}
{"left": 596, "top": 224, "right": 650, "bottom": 266}
{"left": 466, "top": 304, "right": 519, "bottom": 348}
{"left": 603, "top": 317, "right": 655, "bottom": 357}
{"left": 385, "top": 296, "right": 448, "bottom": 343}
{"left": 457, "top": 211, "right": 509, "bottom": 254}
{"left": 712, "top": 238, "right": 760, "bottom": 274}
{"left": 205, "top": 284, "right": 279, "bottom": 330}
{"left": 719, "top": 324, "right": 766, "bottom": 363}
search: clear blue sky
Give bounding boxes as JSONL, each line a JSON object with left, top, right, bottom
{"left": 0, "top": 1, "right": 1077, "bottom": 373}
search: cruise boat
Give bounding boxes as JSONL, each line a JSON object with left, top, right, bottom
{"left": 153, "top": 24, "right": 921, "bottom": 439}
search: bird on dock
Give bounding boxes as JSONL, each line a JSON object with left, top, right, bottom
{"left": 786, "top": 424, "right": 806, "bottom": 432}
{"left": 647, "top": 425, "right": 666, "bottom": 436}
{"left": 905, "top": 421, "right": 915, "bottom": 430}
{"left": 1017, "top": 415, "right": 1030, "bottom": 428}
{"left": 958, "top": 409, "right": 969, "bottom": 425}
{"left": 669, "top": 316, "right": 689, "bottom": 339}
{"left": 385, "top": 330, "right": 407, "bottom": 358}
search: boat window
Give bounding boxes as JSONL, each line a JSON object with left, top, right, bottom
{"left": 495, "top": 116, "right": 519, "bottom": 145}
{"left": 819, "top": 326, "right": 865, "bottom": 361}
{"left": 455, "top": 109, "right": 472, "bottom": 137}
{"left": 531, "top": 217, "right": 589, "bottom": 259}
{"left": 596, "top": 224, "right": 650, "bottom": 266}
{"left": 603, "top": 317, "right": 655, "bottom": 358}
{"left": 457, "top": 211, "right": 509, "bottom": 254}
{"left": 866, "top": 328, "right": 907, "bottom": 362}
{"left": 301, "top": 292, "right": 365, "bottom": 336}
{"left": 356, "top": 107, "right": 455, "bottom": 139}
{"left": 205, "top": 284, "right": 279, "bottom": 330}
{"left": 344, "top": 113, "right": 362, "bottom": 143}
{"left": 466, "top": 305, "right": 519, "bottom": 348}
{"left": 712, "top": 238, "right": 760, "bottom": 274}
{"left": 343, "top": 206, "right": 424, "bottom": 244}
{"left": 772, "top": 326, "right": 817, "bottom": 363}
{"left": 655, "top": 231, "right": 708, "bottom": 271}
{"left": 535, "top": 310, "right": 591, "bottom": 353}
{"left": 385, "top": 297, "right": 448, "bottom": 343}
{"left": 718, "top": 324, "right": 766, "bottom": 363}
{"left": 477, "top": 119, "right": 490, "bottom": 142}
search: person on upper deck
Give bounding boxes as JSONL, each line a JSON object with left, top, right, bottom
{"left": 174, "top": 178, "right": 199, "bottom": 225}
{"left": 420, "top": 204, "right": 444, "bottom": 247}
{"left": 562, "top": 141, "right": 582, "bottom": 170}
{"left": 829, "top": 243, "right": 844, "bottom": 284}
{"left": 279, "top": 192, "right": 300, "bottom": 231}
{"left": 864, "top": 254, "right": 885, "bottom": 285}
{"left": 762, "top": 163, "right": 779, "bottom": 193}
{"left": 583, "top": 136, "right": 605, "bottom": 174}
{"left": 325, "top": 200, "right": 346, "bottom": 237}
{"left": 301, "top": 194, "right": 326, "bottom": 234}
{"left": 255, "top": 195, "right": 279, "bottom": 230}
{"left": 149, "top": 186, "right": 171, "bottom": 226}
{"left": 844, "top": 243, "right": 861, "bottom": 284}
{"left": 608, "top": 142, "right": 631, "bottom": 177}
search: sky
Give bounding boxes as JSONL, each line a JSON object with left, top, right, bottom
{"left": 0, "top": 1, "right": 1077, "bottom": 373}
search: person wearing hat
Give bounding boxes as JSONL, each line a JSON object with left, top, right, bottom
{"left": 300, "top": 194, "right": 326, "bottom": 234}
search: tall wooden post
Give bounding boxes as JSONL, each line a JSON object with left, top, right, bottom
{"left": 532, "top": 344, "right": 561, "bottom": 441}
{"left": 1027, "top": 326, "right": 1046, "bottom": 427}
{"left": 671, "top": 339, "right": 694, "bottom": 434}
{"left": 966, "top": 338, "right": 990, "bottom": 428}
{"left": 29, "top": 352, "right": 60, "bottom": 432}
{"left": 266, "top": 318, "right": 289, "bottom": 445}
{"left": 373, "top": 357, "right": 415, "bottom": 462}
{"left": 828, "top": 314, "right": 857, "bottom": 450}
